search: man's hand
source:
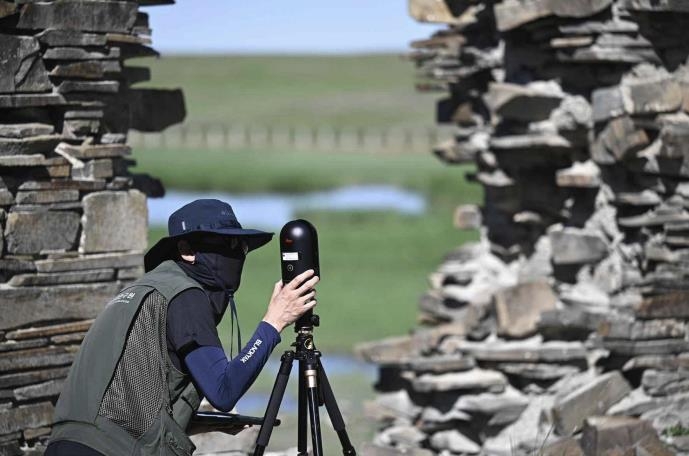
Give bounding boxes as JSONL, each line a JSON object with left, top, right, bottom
{"left": 262, "top": 269, "right": 319, "bottom": 333}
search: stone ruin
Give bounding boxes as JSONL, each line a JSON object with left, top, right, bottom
{"left": 357, "top": 0, "right": 689, "bottom": 455}
{"left": 0, "top": 1, "right": 184, "bottom": 454}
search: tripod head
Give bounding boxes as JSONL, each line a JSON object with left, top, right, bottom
{"left": 280, "top": 219, "right": 320, "bottom": 332}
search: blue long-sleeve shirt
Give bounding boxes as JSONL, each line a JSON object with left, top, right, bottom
{"left": 184, "top": 321, "right": 280, "bottom": 411}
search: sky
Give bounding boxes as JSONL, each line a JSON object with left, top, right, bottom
{"left": 144, "top": 0, "right": 440, "bottom": 54}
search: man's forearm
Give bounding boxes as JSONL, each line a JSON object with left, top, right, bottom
{"left": 185, "top": 321, "right": 281, "bottom": 412}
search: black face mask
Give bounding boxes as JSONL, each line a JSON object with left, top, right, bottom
{"left": 178, "top": 237, "right": 247, "bottom": 356}
{"left": 194, "top": 251, "right": 244, "bottom": 293}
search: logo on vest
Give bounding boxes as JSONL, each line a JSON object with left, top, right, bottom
{"left": 240, "top": 339, "right": 263, "bottom": 363}
{"left": 110, "top": 291, "right": 137, "bottom": 306}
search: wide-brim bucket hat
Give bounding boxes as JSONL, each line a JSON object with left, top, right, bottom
{"left": 144, "top": 199, "right": 273, "bottom": 272}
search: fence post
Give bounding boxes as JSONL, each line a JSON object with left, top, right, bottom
{"left": 244, "top": 125, "right": 251, "bottom": 147}
{"left": 427, "top": 127, "right": 437, "bottom": 147}
{"left": 404, "top": 128, "right": 413, "bottom": 150}
{"left": 311, "top": 127, "right": 318, "bottom": 148}
{"left": 357, "top": 127, "right": 364, "bottom": 148}
{"left": 334, "top": 127, "right": 341, "bottom": 149}
{"left": 201, "top": 124, "right": 208, "bottom": 148}
{"left": 289, "top": 126, "right": 296, "bottom": 148}
{"left": 222, "top": 124, "right": 229, "bottom": 148}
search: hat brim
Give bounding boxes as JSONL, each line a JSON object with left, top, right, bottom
{"left": 144, "top": 228, "right": 274, "bottom": 272}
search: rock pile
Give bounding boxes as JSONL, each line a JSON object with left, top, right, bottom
{"left": 359, "top": 0, "right": 689, "bottom": 454}
{"left": 0, "top": 1, "right": 184, "bottom": 453}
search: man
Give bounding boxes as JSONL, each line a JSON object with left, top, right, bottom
{"left": 46, "top": 199, "right": 318, "bottom": 456}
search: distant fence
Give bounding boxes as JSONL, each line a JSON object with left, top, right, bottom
{"left": 128, "top": 123, "right": 453, "bottom": 153}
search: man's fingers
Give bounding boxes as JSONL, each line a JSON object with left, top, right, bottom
{"left": 286, "top": 269, "right": 315, "bottom": 290}
{"left": 298, "top": 291, "right": 316, "bottom": 304}
{"left": 302, "top": 299, "right": 317, "bottom": 311}
{"left": 296, "top": 275, "right": 319, "bottom": 294}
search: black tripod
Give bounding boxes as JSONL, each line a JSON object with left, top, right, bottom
{"left": 253, "top": 316, "right": 356, "bottom": 456}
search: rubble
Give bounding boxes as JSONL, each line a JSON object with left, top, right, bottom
{"left": 0, "top": 0, "right": 182, "bottom": 452}
{"left": 360, "top": 0, "right": 689, "bottom": 453}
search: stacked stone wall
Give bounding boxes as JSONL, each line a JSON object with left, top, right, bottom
{"left": 359, "top": 1, "right": 689, "bottom": 455}
{"left": 0, "top": 1, "right": 183, "bottom": 454}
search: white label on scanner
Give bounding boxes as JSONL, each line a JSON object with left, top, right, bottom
{"left": 282, "top": 252, "right": 299, "bottom": 261}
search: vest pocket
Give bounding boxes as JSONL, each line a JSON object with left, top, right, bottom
{"left": 160, "top": 411, "right": 196, "bottom": 456}
{"left": 164, "top": 432, "right": 192, "bottom": 456}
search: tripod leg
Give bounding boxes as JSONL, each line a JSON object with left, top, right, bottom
{"left": 305, "top": 365, "right": 324, "bottom": 456}
{"left": 297, "top": 359, "right": 308, "bottom": 456}
{"left": 253, "top": 352, "right": 294, "bottom": 456}
{"left": 318, "top": 361, "right": 357, "bottom": 455}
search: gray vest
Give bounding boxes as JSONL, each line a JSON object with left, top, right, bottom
{"left": 51, "top": 261, "right": 208, "bottom": 456}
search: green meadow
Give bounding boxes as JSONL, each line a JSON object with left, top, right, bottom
{"left": 134, "top": 55, "right": 482, "bottom": 353}
{"left": 136, "top": 54, "right": 437, "bottom": 128}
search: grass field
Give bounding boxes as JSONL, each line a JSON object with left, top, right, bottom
{"left": 135, "top": 54, "right": 438, "bottom": 128}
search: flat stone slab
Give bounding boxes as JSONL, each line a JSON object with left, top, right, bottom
{"left": 43, "top": 46, "right": 120, "bottom": 60}
{"left": 598, "top": 318, "right": 686, "bottom": 340}
{"left": 355, "top": 335, "right": 418, "bottom": 366}
{"left": 0, "top": 402, "right": 53, "bottom": 435}
{"left": 8, "top": 269, "right": 115, "bottom": 286}
{"left": 4, "top": 210, "right": 80, "bottom": 255}
{"left": 497, "top": 362, "right": 581, "bottom": 380}
{"left": 79, "top": 190, "right": 147, "bottom": 253}
{"left": 453, "top": 385, "right": 529, "bottom": 425}
{"left": 550, "top": 229, "right": 608, "bottom": 265}
{"left": 0, "top": 281, "right": 122, "bottom": 330}
{"left": 485, "top": 82, "right": 563, "bottom": 122}
{"left": 0, "top": 123, "right": 54, "bottom": 139}
{"left": 15, "top": 190, "right": 79, "bottom": 205}
{"left": 18, "top": 180, "right": 105, "bottom": 192}
{"left": 0, "top": 135, "right": 64, "bottom": 156}
{"left": 494, "top": 0, "right": 613, "bottom": 32}
{"left": 412, "top": 368, "right": 507, "bottom": 393}
{"left": 495, "top": 280, "right": 557, "bottom": 338}
{"left": 0, "top": 338, "right": 47, "bottom": 353}
{"left": 56, "top": 142, "right": 131, "bottom": 159}
{"left": 0, "top": 367, "right": 70, "bottom": 390}
{"left": 5, "top": 320, "right": 93, "bottom": 340}
{"left": 0, "top": 93, "right": 66, "bottom": 108}
{"left": 642, "top": 369, "right": 689, "bottom": 396}
{"left": 635, "top": 291, "right": 689, "bottom": 318}
{"left": 34, "top": 252, "right": 142, "bottom": 273}
{"left": 430, "top": 429, "right": 481, "bottom": 454}
{"left": 454, "top": 339, "right": 588, "bottom": 363}
{"left": 364, "top": 390, "right": 421, "bottom": 423}
{"left": 623, "top": 355, "right": 687, "bottom": 372}
{"left": 552, "top": 372, "right": 631, "bottom": 435}
{"left": 0, "top": 154, "right": 67, "bottom": 168}
{"left": 405, "top": 354, "right": 475, "bottom": 374}
{"left": 36, "top": 29, "right": 107, "bottom": 47}
{"left": 0, "top": 345, "right": 77, "bottom": 372}
{"left": 17, "top": 1, "right": 138, "bottom": 33}
{"left": 581, "top": 416, "right": 657, "bottom": 456}
{"left": 0, "top": 34, "right": 51, "bottom": 94}
{"left": 556, "top": 160, "right": 602, "bottom": 188}
{"left": 13, "top": 379, "right": 64, "bottom": 401}
{"left": 57, "top": 80, "right": 120, "bottom": 93}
